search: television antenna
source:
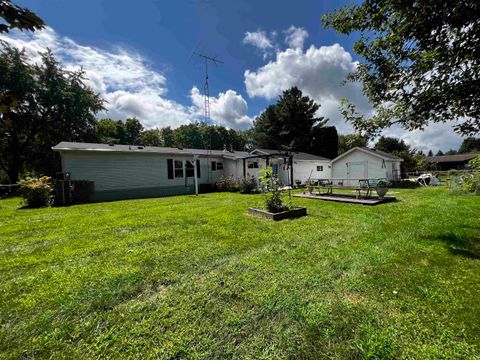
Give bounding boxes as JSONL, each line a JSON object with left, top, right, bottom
{"left": 192, "top": 52, "right": 223, "bottom": 123}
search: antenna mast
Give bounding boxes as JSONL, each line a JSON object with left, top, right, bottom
{"left": 193, "top": 52, "right": 223, "bottom": 123}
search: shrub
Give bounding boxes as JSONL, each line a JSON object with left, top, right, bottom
{"left": 448, "top": 157, "right": 480, "bottom": 195}
{"left": 18, "top": 176, "right": 53, "bottom": 208}
{"left": 239, "top": 175, "right": 257, "bottom": 194}
{"left": 259, "top": 166, "right": 289, "bottom": 213}
{"left": 215, "top": 175, "right": 240, "bottom": 192}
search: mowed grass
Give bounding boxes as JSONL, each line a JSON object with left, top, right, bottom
{"left": 0, "top": 188, "right": 479, "bottom": 359}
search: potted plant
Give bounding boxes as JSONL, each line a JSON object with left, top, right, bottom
{"left": 248, "top": 166, "right": 307, "bottom": 220}
{"left": 375, "top": 179, "right": 389, "bottom": 199}
{"left": 294, "top": 179, "right": 302, "bottom": 189}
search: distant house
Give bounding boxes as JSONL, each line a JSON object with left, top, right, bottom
{"left": 425, "top": 153, "right": 480, "bottom": 171}
{"left": 52, "top": 142, "right": 330, "bottom": 202}
{"left": 331, "top": 147, "right": 403, "bottom": 186}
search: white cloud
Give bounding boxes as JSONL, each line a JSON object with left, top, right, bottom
{"left": 380, "top": 123, "right": 465, "bottom": 153}
{"left": 284, "top": 26, "right": 308, "bottom": 49}
{"left": 244, "top": 37, "right": 464, "bottom": 151}
{"left": 242, "top": 30, "right": 276, "bottom": 59}
{"left": 190, "top": 87, "right": 253, "bottom": 129}
{"left": 0, "top": 27, "right": 251, "bottom": 130}
{"left": 244, "top": 43, "right": 371, "bottom": 133}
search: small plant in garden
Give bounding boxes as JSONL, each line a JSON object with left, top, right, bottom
{"left": 295, "top": 179, "right": 302, "bottom": 188}
{"left": 448, "top": 156, "right": 480, "bottom": 195}
{"left": 239, "top": 174, "right": 257, "bottom": 194}
{"left": 18, "top": 176, "right": 53, "bottom": 208}
{"left": 258, "top": 166, "right": 289, "bottom": 213}
{"left": 215, "top": 175, "right": 240, "bottom": 192}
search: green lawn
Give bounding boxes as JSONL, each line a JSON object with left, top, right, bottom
{"left": 0, "top": 188, "right": 479, "bottom": 359}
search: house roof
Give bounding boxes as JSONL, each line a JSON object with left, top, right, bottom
{"left": 425, "top": 153, "right": 480, "bottom": 163}
{"left": 52, "top": 142, "right": 251, "bottom": 159}
{"left": 52, "top": 142, "right": 326, "bottom": 161}
{"left": 251, "top": 148, "right": 330, "bottom": 161}
{"left": 332, "top": 147, "right": 404, "bottom": 163}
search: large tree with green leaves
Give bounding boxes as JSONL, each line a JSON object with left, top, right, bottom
{"left": 337, "top": 133, "right": 369, "bottom": 155}
{"left": 0, "top": 0, "right": 44, "bottom": 33}
{"left": 323, "top": 0, "right": 480, "bottom": 137}
{"left": 253, "top": 87, "right": 328, "bottom": 153}
{"left": 0, "top": 45, "right": 103, "bottom": 183}
{"left": 310, "top": 126, "right": 338, "bottom": 159}
{"left": 458, "top": 137, "right": 480, "bottom": 153}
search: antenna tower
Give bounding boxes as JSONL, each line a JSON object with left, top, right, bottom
{"left": 193, "top": 52, "right": 223, "bottom": 123}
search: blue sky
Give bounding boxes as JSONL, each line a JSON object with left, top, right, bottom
{"left": 3, "top": 0, "right": 465, "bottom": 151}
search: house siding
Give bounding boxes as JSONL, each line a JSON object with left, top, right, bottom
{"left": 291, "top": 160, "right": 331, "bottom": 184}
{"left": 61, "top": 151, "right": 224, "bottom": 201}
{"left": 332, "top": 149, "right": 400, "bottom": 185}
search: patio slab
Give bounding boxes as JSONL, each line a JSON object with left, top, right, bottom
{"left": 293, "top": 193, "right": 397, "bottom": 205}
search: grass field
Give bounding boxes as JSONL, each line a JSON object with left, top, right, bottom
{"left": 1, "top": 188, "right": 479, "bottom": 359}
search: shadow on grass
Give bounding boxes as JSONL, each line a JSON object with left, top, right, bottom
{"left": 435, "top": 233, "right": 480, "bottom": 260}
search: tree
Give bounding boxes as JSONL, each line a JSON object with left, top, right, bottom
{"left": 124, "top": 117, "right": 143, "bottom": 144}
{"left": 0, "top": 0, "right": 44, "bottom": 33}
{"left": 161, "top": 127, "right": 175, "bottom": 147}
{"left": 310, "top": 126, "right": 338, "bottom": 159}
{"left": 436, "top": 150, "right": 444, "bottom": 156}
{"left": 173, "top": 124, "right": 205, "bottom": 149}
{"left": 138, "top": 129, "right": 162, "bottom": 147}
{"left": 427, "top": 150, "right": 434, "bottom": 157}
{"left": 0, "top": 45, "right": 103, "bottom": 183}
{"left": 323, "top": 0, "right": 480, "bottom": 136}
{"left": 95, "top": 119, "right": 125, "bottom": 144}
{"left": 374, "top": 136, "right": 410, "bottom": 154}
{"left": 253, "top": 87, "right": 328, "bottom": 152}
{"left": 445, "top": 149, "right": 458, "bottom": 155}
{"left": 338, "top": 134, "right": 368, "bottom": 155}
{"left": 458, "top": 137, "right": 480, "bottom": 153}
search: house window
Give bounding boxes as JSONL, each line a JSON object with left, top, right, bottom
{"left": 248, "top": 161, "right": 259, "bottom": 169}
{"left": 317, "top": 165, "right": 323, "bottom": 172}
{"left": 185, "top": 160, "right": 201, "bottom": 178}
{"left": 216, "top": 162, "right": 223, "bottom": 170}
{"left": 174, "top": 160, "right": 183, "bottom": 178}
{"left": 211, "top": 161, "right": 217, "bottom": 171}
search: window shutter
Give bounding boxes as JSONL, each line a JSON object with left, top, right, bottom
{"left": 167, "top": 159, "right": 174, "bottom": 179}
{"left": 196, "top": 159, "right": 201, "bottom": 178}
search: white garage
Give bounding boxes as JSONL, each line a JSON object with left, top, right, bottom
{"left": 331, "top": 147, "right": 402, "bottom": 186}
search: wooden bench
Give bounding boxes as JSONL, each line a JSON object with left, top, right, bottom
{"left": 315, "top": 178, "right": 389, "bottom": 199}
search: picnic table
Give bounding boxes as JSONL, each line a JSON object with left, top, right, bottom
{"left": 314, "top": 178, "right": 389, "bottom": 199}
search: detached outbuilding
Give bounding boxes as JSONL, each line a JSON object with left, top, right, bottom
{"left": 424, "top": 153, "right": 480, "bottom": 171}
{"left": 331, "top": 147, "right": 402, "bottom": 186}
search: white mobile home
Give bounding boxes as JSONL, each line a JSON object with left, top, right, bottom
{"left": 52, "top": 142, "right": 330, "bottom": 202}
{"left": 331, "top": 147, "right": 402, "bottom": 186}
